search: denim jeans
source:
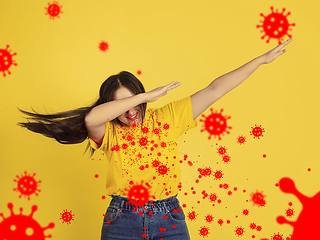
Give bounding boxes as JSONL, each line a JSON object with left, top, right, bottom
{"left": 101, "top": 194, "right": 190, "bottom": 240}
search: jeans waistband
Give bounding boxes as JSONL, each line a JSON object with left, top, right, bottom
{"left": 109, "top": 194, "right": 179, "bottom": 212}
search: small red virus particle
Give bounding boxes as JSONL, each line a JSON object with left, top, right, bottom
{"left": 157, "top": 164, "right": 169, "bottom": 176}
{"left": 199, "top": 226, "right": 210, "bottom": 238}
{"left": 249, "top": 222, "right": 257, "bottom": 230}
{"left": 205, "top": 214, "right": 214, "bottom": 223}
{"left": 13, "top": 171, "right": 41, "bottom": 200}
{"left": 271, "top": 232, "right": 284, "bottom": 240}
{"left": 60, "top": 209, "right": 74, "bottom": 225}
{"left": 95, "top": 174, "right": 99, "bottom": 178}
{"left": 139, "top": 137, "right": 149, "bottom": 147}
{"left": 237, "top": 135, "right": 246, "bottom": 144}
{"left": 142, "top": 233, "right": 147, "bottom": 238}
{"left": 307, "top": 168, "right": 311, "bottom": 172}
{"left": 256, "top": 225, "right": 262, "bottom": 231}
{"left": 285, "top": 208, "right": 294, "bottom": 218}
{"left": 0, "top": 203, "right": 54, "bottom": 239}
{"left": 242, "top": 209, "right": 249, "bottom": 216}
{"left": 217, "top": 219, "right": 224, "bottom": 226}
{"left": 187, "top": 211, "right": 197, "bottom": 221}
{"left": 209, "top": 193, "right": 218, "bottom": 203}
{"left": 142, "top": 127, "right": 149, "bottom": 134}
{"left": 250, "top": 124, "right": 265, "bottom": 139}
{"left": 0, "top": 45, "right": 17, "bottom": 77}
{"left": 235, "top": 226, "right": 245, "bottom": 236}
{"left": 137, "top": 70, "right": 142, "bottom": 75}
{"left": 198, "top": 167, "right": 212, "bottom": 177}
{"left": 217, "top": 145, "right": 227, "bottom": 155}
{"left": 152, "top": 160, "right": 160, "bottom": 168}
{"left": 228, "top": 191, "right": 232, "bottom": 196}
{"left": 99, "top": 41, "right": 109, "bottom": 52}
{"left": 288, "top": 202, "right": 293, "bottom": 206}
{"left": 222, "top": 155, "right": 231, "bottom": 163}
{"left": 200, "top": 108, "right": 232, "bottom": 140}
{"left": 213, "top": 170, "right": 224, "bottom": 180}
{"left": 163, "top": 123, "right": 170, "bottom": 130}
{"left": 123, "top": 180, "right": 154, "bottom": 206}
{"left": 45, "top": 1, "right": 63, "bottom": 20}
{"left": 250, "top": 190, "right": 266, "bottom": 207}
{"left": 257, "top": 6, "right": 295, "bottom": 44}
{"left": 263, "top": 154, "right": 267, "bottom": 158}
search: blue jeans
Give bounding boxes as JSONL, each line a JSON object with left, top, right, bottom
{"left": 101, "top": 194, "right": 190, "bottom": 240}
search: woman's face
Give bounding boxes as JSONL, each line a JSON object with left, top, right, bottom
{"left": 113, "top": 86, "right": 142, "bottom": 127}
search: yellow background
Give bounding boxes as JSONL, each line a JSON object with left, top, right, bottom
{"left": 1, "top": 0, "right": 319, "bottom": 239}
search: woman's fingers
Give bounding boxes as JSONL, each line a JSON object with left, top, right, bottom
{"left": 273, "top": 38, "right": 292, "bottom": 52}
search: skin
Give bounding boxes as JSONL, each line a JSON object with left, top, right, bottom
{"left": 113, "top": 86, "right": 142, "bottom": 127}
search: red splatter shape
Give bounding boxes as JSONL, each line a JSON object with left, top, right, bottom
{"left": 0, "top": 203, "right": 54, "bottom": 239}
{"left": 0, "top": 45, "right": 17, "bottom": 77}
{"left": 275, "top": 177, "right": 320, "bottom": 239}
{"left": 199, "top": 226, "right": 210, "bottom": 238}
{"left": 13, "top": 171, "right": 41, "bottom": 200}
{"left": 99, "top": 41, "right": 109, "bottom": 52}
{"left": 123, "top": 181, "right": 154, "bottom": 206}
{"left": 59, "top": 209, "right": 74, "bottom": 225}
{"left": 257, "top": 7, "right": 295, "bottom": 44}
{"left": 235, "top": 226, "right": 245, "bottom": 236}
{"left": 200, "top": 108, "right": 232, "bottom": 140}
{"left": 237, "top": 135, "right": 246, "bottom": 144}
{"left": 45, "top": 1, "right": 63, "bottom": 19}
{"left": 250, "top": 124, "right": 265, "bottom": 139}
{"left": 250, "top": 190, "right": 266, "bottom": 207}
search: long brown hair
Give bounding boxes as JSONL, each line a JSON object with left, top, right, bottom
{"left": 17, "top": 71, "right": 147, "bottom": 157}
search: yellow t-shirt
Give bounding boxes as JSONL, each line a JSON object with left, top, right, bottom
{"left": 88, "top": 96, "right": 197, "bottom": 200}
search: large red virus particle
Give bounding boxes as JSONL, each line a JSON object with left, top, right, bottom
{"left": 250, "top": 190, "right": 266, "bottom": 207}
{"left": 59, "top": 209, "right": 74, "bottom": 225}
{"left": 257, "top": 6, "right": 295, "bottom": 44}
{"left": 45, "top": 1, "right": 63, "bottom": 19}
{"left": 0, "top": 203, "right": 54, "bottom": 239}
{"left": 0, "top": 45, "right": 17, "bottom": 77}
{"left": 200, "top": 108, "right": 232, "bottom": 140}
{"left": 99, "top": 41, "right": 109, "bottom": 52}
{"left": 13, "top": 171, "right": 41, "bottom": 200}
{"left": 275, "top": 177, "right": 320, "bottom": 239}
{"left": 235, "top": 226, "right": 245, "bottom": 236}
{"left": 250, "top": 124, "right": 265, "bottom": 139}
{"left": 199, "top": 226, "right": 210, "bottom": 238}
{"left": 123, "top": 181, "right": 154, "bottom": 207}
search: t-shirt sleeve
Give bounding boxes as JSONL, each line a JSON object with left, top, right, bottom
{"left": 156, "top": 95, "right": 198, "bottom": 138}
{"left": 88, "top": 121, "right": 111, "bottom": 152}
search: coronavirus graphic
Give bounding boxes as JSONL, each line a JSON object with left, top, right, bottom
{"left": 205, "top": 214, "right": 214, "bottom": 223}
{"left": 242, "top": 209, "right": 249, "bottom": 216}
{"left": 0, "top": 203, "right": 54, "bottom": 239}
{"left": 213, "top": 170, "right": 224, "bottom": 180}
{"left": 156, "top": 164, "right": 169, "bottom": 176}
{"left": 250, "top": 190, "right": 266, "bottom": 207}
{"left": 45, "top": 1, "right": 63, "bottom": 19}
{"left": 59, "top": 209, "right": 74, "bottom": 225}
{"left": 275, "top": 177, "right": 320, "bottom": 239}
{"left": 187, "top": 211, "right": 197, "bottom": 221}
{"left": 198, "top": 167, "right": 213, "bottom": 177}
{"left": 257, "top": 6, "right": 295, "bottom": 44}
{"left": 200, "top": 108, "right": 232, "bottom": 140}
{"left": 250, "top": 124, "right": 265, "bottom": 139}
{"left": 99, "top": 41, "right": 109, "bottom": 52}
{"left": 249, "top": 222, "right": 257, "bottom": 230}
{"left": 222, "top": 155, "right": 231, "bottom": 163}
{"left": 123, "top": 181, "right": 154, "bottom": 206}
{"left": 199, "top": 226, "right": 210, "bottom": 238}
{"left": 235, "top": 226, "right": 245, "bottom": 236}
{"left": 237, "top": 135, "right": 246, "bottom": 144}
{"left": 13, "top": 171, "right": 41, "bottom": 200}
{"left": 0, "top": 45, "right": 17, "bottom": 77}
{"left": 217, "top": 145, "right": 227, "bottom": 155}
{"left": 285, "top": 208, "right": 295, "bottom": 218}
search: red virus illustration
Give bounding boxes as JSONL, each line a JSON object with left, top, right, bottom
{"left": 275, "top": 177, "right": 320, "bottom": 239}
{"left": 213, "top": 170, "right": 224, "bottom": 180}
{"left": 198, "top": 167, "right": 212, "bottom": 177}
{"left": 217, "top": 219, "right": 224, "bottom": 226}
{"left": 204, "top": 214, "right": 214, "bottom": 223}
{"left": 285, "top": 208, "right": 295, "bottom": 218}
{"left": 139, "top": 137, "right": 149, "bottom": 147}
{"left": 13, "top": 171, "right": 41, "bottom": 200}
{"left": 249, "top": 222, "right": 257, "bottom": 230}
{"left": 59, "top": 209, "right": 74, "bottom": 225}
{"left": 270, "top": 232, "right": 283, "bottom": 240}
{"left": 242, "top": 209, "right": 249, "bottom": 216}
{"left": 0, "top": 45, "right": 17, "bottom": 77}
{"left": 250, "top": 124, "right": 265, "bottom": 139}
{"left": 250, "top": 190, "right": 266, "bottom": 207}
{"left": 235, "top": 226, "right": 245, "bottom": 236}
{"left": 187, "top": 211, "right": 197, "bottom": 221}
{"left": 45, "top": 1, "right": 63, "bottom": 20}
{"left": 123, "top": 181, "right": 154, "bottom": 207}
{"left": 217, "top": 145, "right": 227, "bottom": 155}
{"left": 0, "top": 203, "right": 55, "bottom": 239}
{"left": 237, "top": 135, "right": 246, "bottom": 144}
{"left": 257, "top": 6, "right": 295, "bottom": 44}
{"left": 198, "top": 226, "right": 210, "bottom": 238}
{"left": 222, "top": 154, "right": 231, "bottom": 163}
{"left": 200, "top": 108, "right": 232, "bottom": 140}
{"left": 156, "top": 164, "right": 169, "bottom": 176}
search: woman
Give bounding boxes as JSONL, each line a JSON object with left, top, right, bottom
{"left": 18, "top": 38, "right": 292, "bottom": 239}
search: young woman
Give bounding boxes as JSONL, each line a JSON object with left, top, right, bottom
{"left": 18, "top": 38, "right": 292, "bottom": 240}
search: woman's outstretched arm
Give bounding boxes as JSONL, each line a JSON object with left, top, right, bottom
{"left": 190, "top": 38, "right": 293, "bottom": 120}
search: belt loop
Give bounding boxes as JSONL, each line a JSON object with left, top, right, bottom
{"left": 163, "top": 201, "right": 169, "bottom": 213}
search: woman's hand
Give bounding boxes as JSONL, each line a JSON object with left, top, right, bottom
{"left": 144, "top": 81, "right": 181, "bottom": 103}
{"left": 260, "top": 38, "right": 293, "bottom": 64}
